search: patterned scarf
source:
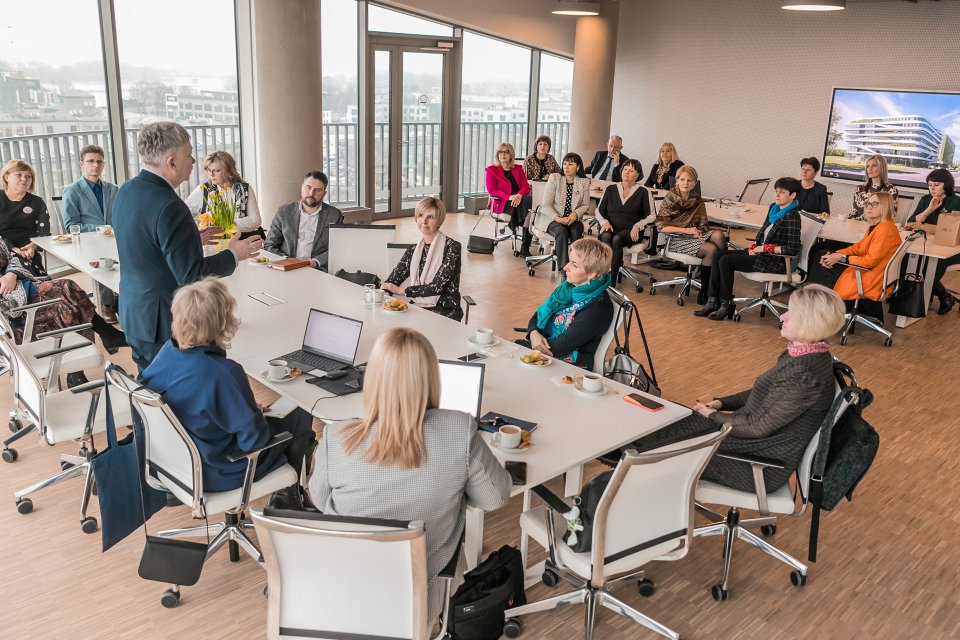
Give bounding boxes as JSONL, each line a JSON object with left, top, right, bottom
{"left": 409, "top": 233, "right": 447, "bottom": 308}
{"left": 786, "top": 341, "right": 830, "bottom": 357}
{"left": 658, "top": 187, "right": 708, "bottom": 233}
{"left": 656, "top": 161, "right": 671, "bottom": 186}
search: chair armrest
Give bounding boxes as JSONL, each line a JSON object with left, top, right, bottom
{"left": 513, "top": 327, "right": 528, "bottom": 333}
{"left": 462, "top": 295, "right": 476, "bottom": 307}
{"left": 10, "top": 297, "right": 63, "bottom": 313}
{"left": 715, "top": 451, "right": 785, "bottom": 469}
{"left": 845, "top": 263, "right": 870, "bottom": 271}
{"left": 68, "top": 379, "right": 105, "bottom": 395}
{"left": 35, "top": 323, "right": 94, "bottom": 340}
{"left": 437, "top": 542, "right": 462, "bottom": 579}
{"left": 35, "top": 341, "right": 92, "bottom": 360}
{"left": 532, "top": 484, "right": 573, "bottom": 514}
{"left": 225, "top": 431, "right": 292, "bottom": 463}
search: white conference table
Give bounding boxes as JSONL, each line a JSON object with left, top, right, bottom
{"left": 34, "top": 232, "right": 121, "bottom": 301}
{"left": 34, "top": 237, "right": 692, "bottom": 567}
{"left": 705, "top": 203, "right": 960, "bottom": 328}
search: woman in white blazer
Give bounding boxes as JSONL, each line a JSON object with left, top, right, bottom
{"left": 533, "top": 152, "right": 592, "bottom": 271}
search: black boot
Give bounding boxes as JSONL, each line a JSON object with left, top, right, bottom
{"left": 694, "top": 297, "right": 720, "bottom": 317}
{"left": 709, "top": 300, "right": 737, "bottom": 321}
{"left": 267, "top": 485, "right": 307, "bottom": 511}
{"left": 519, "top": 228, "right": 533, "bottom": 258}
{"left": 91, "top": 314, "right": 127, "bottom": 355}
{"left": 696, "top": 266, "right": 711, "bottom": 304}
{"left": 938, "top": 294, "right": 956, "bottom": 315}
{"left": 66, "top": 371, "right": 89, "bottom": 389}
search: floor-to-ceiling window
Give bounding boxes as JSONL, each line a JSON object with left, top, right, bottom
{"left": 536, "top": 53, "right": 573, "bottom": 160}
{"left": 321, "top": 0, "right": 360, "bottom": 207}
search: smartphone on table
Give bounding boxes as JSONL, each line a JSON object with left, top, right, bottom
{"left": 624, "top": 393, "right": 664, "bottom": 412}
{"left": 457, "top": 352, "right": 487, "bottom": 362}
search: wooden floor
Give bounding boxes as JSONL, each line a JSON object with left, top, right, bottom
{"left": 2, "top": 212, "right": 959, "bottom": 639}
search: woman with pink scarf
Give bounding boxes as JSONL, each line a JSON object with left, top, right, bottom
{"left": 382, "top": 197, "right": 463, "bottom": 321}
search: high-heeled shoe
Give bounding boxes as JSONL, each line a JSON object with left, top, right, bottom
{"left": 694, "top": 297, "right": 719, "bottom": 317}
{"left": 709, "top": 300, "right": 736, "bottom": 321}
{"left": 937, "top": 294, "right": 956, "bottom": 315}
{"left": 91, "top": 314, "right": 127, "bottom": 354}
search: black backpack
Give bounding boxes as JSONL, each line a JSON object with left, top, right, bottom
{"left": 449, "top": 545, "right": 526, "bottom": 640}
{"left": 561, "top": 471, "right": 613, "bottom": 553}
{"left": 807, "top": 384, "right": 878, "bottom": 562}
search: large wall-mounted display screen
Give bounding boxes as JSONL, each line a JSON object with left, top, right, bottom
{"left": 821, "top": 88, "right": 960, "bottom": 190}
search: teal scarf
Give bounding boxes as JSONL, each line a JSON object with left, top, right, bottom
{"left": 536, "top": 273, "right": 612, "bottom": 329}
{"left": 767, "top": 200, "right": 798, "bottom": 225}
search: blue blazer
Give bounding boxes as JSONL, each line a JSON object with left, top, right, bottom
{"left": 113, "top": 170, "right": 236, "bottom": 365}
{"left": 142, "top": 341, "right": 287, "bottom": 492}
{"left": 60, "top": 177, "right": 119, "bottom": 232}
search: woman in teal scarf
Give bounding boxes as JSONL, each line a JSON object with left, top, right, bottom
{"left": 519, "top": 237, "right": 614, "bottom": 371}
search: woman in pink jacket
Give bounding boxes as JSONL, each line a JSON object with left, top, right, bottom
{"left": 485, "top": 142, "right": 533, "bottom": 256}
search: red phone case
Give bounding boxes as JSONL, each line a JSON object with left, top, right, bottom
{"left": 623, "top": 394, "right": 664, "bottom": 412}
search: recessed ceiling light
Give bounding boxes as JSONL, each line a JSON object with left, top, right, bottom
{"left": 782, "top": 0, "right": 846, "bottom": 10}
{"left": 552, "top": 1, "right": 600, "bottom": 16}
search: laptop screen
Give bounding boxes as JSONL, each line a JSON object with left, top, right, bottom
{"left": 301, "top": 309, "right": 363, "bottom": 364}
{"left": 438, "top": 360, "right": 485, "bottom": 418}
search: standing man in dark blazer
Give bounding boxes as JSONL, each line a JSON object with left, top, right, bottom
{"left": 264, "top": 171, "right": 343, "bottom": 271}
{"left": 113, "top": 122, "right": 263, "bottom": 373}
{"left": 587, "top": 135, "right": 635, "bottom": 183}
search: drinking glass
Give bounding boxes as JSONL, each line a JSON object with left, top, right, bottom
{"left": 364, "top": 284, "right": 377, "bottom": 309}
{"left": 69, "top": 224, "right": 81, "bottom": 245}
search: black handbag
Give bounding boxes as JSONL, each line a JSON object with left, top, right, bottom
{"left": 138, "top": 535, "right": 208, "bottom": 586}
{"left": 466, "top": 212, "right": 495, "bottom": 255}
{"left": 888, "top": 233, "right": 926, "bottom": 318}
{"left": 334, "top": 268, "right": 381, "bottom": 288}
{"left": 449, "top": 545, "right": 526, "bottom": 640}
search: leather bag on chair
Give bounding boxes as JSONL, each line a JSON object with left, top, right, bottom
{"left": 887, "top": 239, "right": 927, "bottom": 318}
{"left": 334, "top": 269, "right": 381, "bottom": 288}
{"left": 603, "top": 305, "right": 660, "bottom": 397}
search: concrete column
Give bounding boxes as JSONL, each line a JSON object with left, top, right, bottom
{"left": 568, "top": 0, "right": 619, "bottom": 161}
{"left": 250, "top": 0, "right": 324, "bottom": 225}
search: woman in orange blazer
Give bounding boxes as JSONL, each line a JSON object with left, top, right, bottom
{"left": 807, "top": 191, "right": 901, "bottom": 301}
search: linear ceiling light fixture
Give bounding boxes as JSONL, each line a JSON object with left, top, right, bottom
{"left": 782, "top": 0, "right": 846, "bottom": 10}
{"left": 552, "top": 1, "right": 600, "bottom": 16}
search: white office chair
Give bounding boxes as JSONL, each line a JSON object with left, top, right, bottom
{"left": 694, "top": 364, "right": 861, "bottom": 601}
{"left": 647, "top": 235, "right": 703, "bottom": 306}
{"left": 591, "top": 287, "right": 631, "bottom": 375}
{"left": 480, "top": 196, "right": 521, "bottom": 255}
{"left": 839, "top": 231, "right": 920, "bottom": 347}
{"left": 328, "top": 224, "right": 398, "bottom": 281}
{"left": 252, "top": 509, "right": 457, "bottom": 640}
{"left": 2, "top": 333, "right": 127, "bottom": 534}
{"left": 525, "top": 222, "right": 558, "bottom": 277}
{"left": 738, "top": 178, "right": 770, "bottom": 205}
{"left": 733, "top": 212, "right": 824, "bottom": 323}
{"left": 105, "top": 366, "right": 298, "bottom": 608}
{"left": 505, "top": 426, "right": 730, "bottom": 640}
{"left": 893, "top": 194, "right": 915, "bottom": 225}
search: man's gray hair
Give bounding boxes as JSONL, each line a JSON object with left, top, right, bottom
{"left": 137, "top": 121, "right": 191, "bottom": 166}
{"left": 609, "top": 135, "right": 623, "bottom": 144}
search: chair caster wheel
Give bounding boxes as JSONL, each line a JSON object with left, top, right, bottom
{"left": 503, "top": 618, "right": 522, "bottom": 638}
{"left": 711, "top": 584, "right": 729, "bottom": 601}
{"left": 790, "top": 571, "right": 808, "bottom": 587}
{"left": 81, "top": 516, "right": 98, "bottom": 534}
{"left": 16, "top": 497, "right": 33, "bottom": 514}
{"left": 648, "top": 287, "right": 656, "bottom": 295}
{"left": 9, "top": 417, "right": 23, "bottom": 433}
{"left": 2, "top": 448, "right": 18, "bottom": 463}
{"left": 761, "top": 524, "right": 777, "bottom": 537}
{"left": 161, "top": 588, "right": 181, "bottom": 608}
{"left": 733, "top": 314, "right": 742, "bottom": 322}
{"left": 635, "top": 284, "right": 643, "bottom": 293}
{"left": 542, "top": 568, "right": 560, "bottom": 587}
{"left": 676, "top": 297, "right": 684, "bottom": 307}
{"left": 513, "top": 250, "right": 521, "bottom": 257}
{"left": 883, "top": 338, "right": 893, "bottom": 347}
{"left": 528, "top": 268, "right": 535, "bottom": 277}
{"left": 637, "top": 578, "right": 655, "bottom": 597}
{"left": 668, "top": 284, "right": 676, "bottom": 289}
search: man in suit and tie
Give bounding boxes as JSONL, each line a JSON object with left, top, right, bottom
{"left": 113, "top": 122, "right": 263, "bottom": 373}
{"left": 588, "top": 135, "right": 636, "bottom": 183}
{"left": 264, "top": 171, "right": 343, "bottom": 271}
{"left": 61, "top": 144, "right": 121, "bottom": 322}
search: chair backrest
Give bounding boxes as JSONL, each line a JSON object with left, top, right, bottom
{"left": 589, "top": 425, "right": 731, "bottom": 584}
{"left": 592, "top": 287, "right": 630, "bottom": 374}
{"left": 879, "top": 231, "right": 921, "bottom": 302}
{"left": 50, "top": 196, "right": 65, "bottom": 235}
{"left": 893, "top": 194, "right": 915, "bottom": 225}
{"left": 327, "top": 224, "right": 398, "bottom": 281}
{"left": 105, "top": 366, "right": 204, "bottom": 510}
{"left": 529, "top": 180, "right": 548, "bottom": 210}
{"left": 387, "top": 242, "right": 416, "bottom": 273}
{"left": 827, "top": 191, "right": 833, "bottom": 208}
{"left": 738, "top": 178, "right": 770, "bottom": 205}
{"left": 0, "top": 333, "right": 45, "bottom": 428}
{"left": 797, "top": 211, "right": 826, "bottom": 273}
{"left": 795, "top": 373, "right": 860, "bottom": 501}
{"left": 251, "top": 509, "right": 429, "bottom": 640}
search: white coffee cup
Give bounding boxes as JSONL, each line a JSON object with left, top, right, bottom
{"left": 498, "top": 425, "right": 522, "bottom": 449}
{"left": 836, "top": 212, "right": 849, "bottom": 222}
{"left": 581, "top": 374, "right": 603, "bottom": 393}
{"left": 98, "top": 257, "right": 115, "bottom": 270}
{"left": 475, "top": 328, "right": 494, "bottom": 344}
{"left": 97, "top": 225, "right": 113, "bottom": 235}
{"left": 267, "top": 359, "right": 290, "bottom": 380}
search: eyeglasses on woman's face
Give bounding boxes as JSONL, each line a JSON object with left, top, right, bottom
{"left": 865, "top": 200, "right": 881, "bottom": 209}
{"left": 497, "top": 150, "right": 511, "bottom": 155}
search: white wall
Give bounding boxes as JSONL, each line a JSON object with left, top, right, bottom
{"left": 610, "top": 0, "right": 960, "bottom": 208}
{"left": 381, "top": 0, "right": 576, "bottom": 55}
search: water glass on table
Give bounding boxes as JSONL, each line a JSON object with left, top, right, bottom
{"left": 69, "top": 224, "right": 81, "bottom": 245}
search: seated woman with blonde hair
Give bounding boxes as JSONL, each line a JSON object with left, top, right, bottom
{"left": 142, "top": 278, "right": 316, "bottom": 510}
{"left": 518, "top": 237, "right": 614, "bottom": 371}
{"left": 309, "top": 327, "right": 511, "bottom": 624}
{"left": 632, "top": 285, "right": 846, "bottom": 493}
{"left": 382, "top": 197, "right": 463, "bottom": 321}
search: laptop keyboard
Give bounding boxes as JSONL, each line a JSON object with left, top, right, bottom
{"left": 280, "top": 350, "right": 348, "bottom": 372}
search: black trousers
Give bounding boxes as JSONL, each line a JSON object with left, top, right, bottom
{"left": 547, "top": 219, "right": 584, "bottom": 269}
{"left": 501, "top": 196, "right": 533, "bottom": 232}
{"left": 709, "top": 249, "right": 763, "bottom": 301}
{"left": 599, "top": 228, "right": 637, "bottom": 278}
{"left": 805, "top": 249, "right": 842, "bottom": 289}
{"left": 933, "top": 252, "right": 960, "bottom": 297}
{"left": 268, "top": 408, "right": 317, "bottom": 481}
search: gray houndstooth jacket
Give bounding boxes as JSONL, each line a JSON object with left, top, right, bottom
{"left": 309, "top": 408, "right": 512, "bottom": 620}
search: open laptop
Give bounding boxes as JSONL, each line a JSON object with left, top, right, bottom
{"left": 438, "top": 360, "right": 485, "bottom": 418}
{"left": 278, "top": 308, "right": 363, "bottom": 373}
